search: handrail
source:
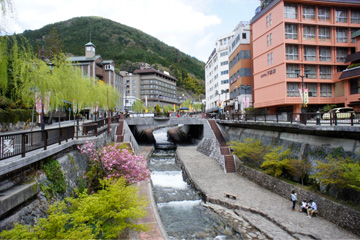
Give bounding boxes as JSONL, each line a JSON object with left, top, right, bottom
{"left": 0, "top": 116, "right": 120, "bottom": 161}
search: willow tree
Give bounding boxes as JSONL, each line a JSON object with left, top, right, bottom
{"left": 0, "top": 37, "right": 8, "bottom": 96}
{"left": 132, "top": 100, "right": 146, "bottom": 113}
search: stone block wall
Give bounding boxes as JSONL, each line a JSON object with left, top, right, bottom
{"left": 237, "top": 164, "right": 360, "bottom": 236}
{"left": 197, "top": 138, "right": 225, "bottom": 171}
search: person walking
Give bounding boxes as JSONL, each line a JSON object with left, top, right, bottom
{"left": 291, "top": 190, "right": 297, "bottom": 211}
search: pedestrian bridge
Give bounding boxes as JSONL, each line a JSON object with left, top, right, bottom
{"left": 125, "top": 117, "right": 215, "bottom": 144}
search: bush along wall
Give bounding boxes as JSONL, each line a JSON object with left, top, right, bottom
{"left": 236, "top": 164, "right": 360, "bottom": 236}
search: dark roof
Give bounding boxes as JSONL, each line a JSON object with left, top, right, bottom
{"left": 67, "top": 55, "right": 101, "bottom": 62}
{"left": 339, "top": 67, "right": 360, "bottom": 80}
{"left": 345, "top": 52, "right": 360, "bottom": 63}
{"left": 134, "top": 68, "right": 177, "bottom": 81}
{"left": 251, "top": 0, "right": 360, "bottom": 24}
{"left": 85, "top": 42, "right": 96, "bottom": 47}
{"left": 352, "top": 29, "right": 360, "bottom": 39}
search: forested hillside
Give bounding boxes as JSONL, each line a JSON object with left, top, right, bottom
{"left": 20, "top": 16, "right": 205, "bottom": 97}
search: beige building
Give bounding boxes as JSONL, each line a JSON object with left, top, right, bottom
{"left": 68, "top": 42, "right": 124, "bottom": 111}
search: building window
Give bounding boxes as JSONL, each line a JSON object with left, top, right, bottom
{"left": 270, "top": 33, "right": 272, "bottom": 45}
{"left": 286, "top": 45, "right": 299, "bottom": 60}
{"left": 306, "top": 83, "right": 317, "bottom": 97}
{"left": 242, "top": 32, "right": 247, "bottom": 39}
{"left": 350, "top": 78, "right": 360, "bottom": 94}
{"left": 336, "top": 28, "right": 348, "bottom": 43}
{"left": 304, "top": 46, "right": 317, "bottom": 61}
{"left": 220, "top": 61, "right": 228, "bottom": 66}
{"left": 221, "top": 70, "right": 229, "bottom": 75}
{"left": 303, "top": 6, "right": 315, "bottom": 20}
{"left": 337, "top": 48, "right": 348, "bottom": 62}
{"left": 351, "top": 10, "right": 360, "bottom": 24}
{"left": 285, "top": 24, "right": 298, "bottom": 39}
{"left": 266, "top": 16, "right": 269, "bottom": 27}
{"left": 220, "top": 51, "right": 228, "bottom": 57}
{"left": 336, "top": 9, "right": 348, "bottom": 23}
{"left": 319, "top": 47, "right": 331, "bottom": 62}
{"left": 318, "top": 7, "right": 330, "bottom": 21}
{"left": 267, "top": 53, "right": 273, "bottom": 65}
{"left": 267, "top": 35, "right": 270, "bottom": 46}
{"left": 320, "top": 66, "right": 332, "bottom": 79}
{"left": 320, "top": 83, "right": 332, "bottom": 97}
{"left": 286, "top": 64, "right": 299, "bottom": 78}
{"left": 305, "top": 65, "right": 317, "bottom": 79}
{"left": 303, "top": 25, "right": 316, "bottom": 41}
{"left": 318, "top": 27, "right": 331, "bottom": 42}
{"left": 287, "top": 82, "right": 300, "bottom": 97}
{"left": 285, "top": 5, "right": 297, "bottom": 19}
{"left": 269, "top": 13, "right": 272, "bottom": 25}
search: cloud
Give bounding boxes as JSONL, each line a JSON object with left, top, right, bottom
{"left": 10, "top": 0, "right": 221, "bottom": 62}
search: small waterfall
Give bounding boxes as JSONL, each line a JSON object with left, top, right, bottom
{"left": 150, "top": 127, "right": 241, "bottom": 239}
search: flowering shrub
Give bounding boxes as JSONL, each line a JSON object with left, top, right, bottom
{"left": 78, "top": 142, "right": 150, "bottom": 192}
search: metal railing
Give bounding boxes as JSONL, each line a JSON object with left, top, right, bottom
{"left": 0, "top": 116, "right": 120, "bottom": 161}
{"left": 205, "top": 112, "right": 360, "bottom": 126}
{"left": 0, "top": 126, "right": 74, "bottom": 160}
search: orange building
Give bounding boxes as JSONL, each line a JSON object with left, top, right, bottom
{"left": 250, "top": 0, "right": 360, "bottom": 114}
{"left": 228, "top": 22, "right": 253, "bottom": 113}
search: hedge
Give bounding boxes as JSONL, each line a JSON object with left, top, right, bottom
{"left": 0, "top": 109, "right": 33, "bottom": 123}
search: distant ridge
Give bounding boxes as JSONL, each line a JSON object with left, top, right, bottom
{"left": 21, "top": 16, "right": 205, "bottom": 96}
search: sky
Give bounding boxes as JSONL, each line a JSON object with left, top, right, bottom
{"left": 2, "top": 0, "right": 260, "bottom": 62}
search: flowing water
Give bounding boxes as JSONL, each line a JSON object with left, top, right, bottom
{"left": 150, "top": 128, "right": 241, "bottom": 240}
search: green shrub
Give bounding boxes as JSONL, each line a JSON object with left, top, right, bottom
{"left": 228, "top": 138, "right": 269, "bottom": 168}
{"left": 43, "top": 158, "right": 66, "bottom": 194}
{"left": 0, "top": 178, "right": 148, "bottom": 239}
{"left": 0, "top": 108, "right": 32, "bottom": 123}
{"left": 261, "top": 147, "right": 295, "bottom": 177}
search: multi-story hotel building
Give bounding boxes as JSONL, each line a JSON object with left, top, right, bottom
{"left": 68, "top": 42, "right": 123, "bottom": 111}
{"left": 228, "top": 21, "right": 252, "bottom": 113}
{"left": 121, "top": 64, "right": 178, "bottom": 111}
{"left": 251, "top": 0, "right": 360, "bottom": 114}
{"left": 205, "top": 32, "right": 234, "bottom": 113}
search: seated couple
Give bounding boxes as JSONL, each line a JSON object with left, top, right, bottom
{"left": 299, "top": 199, "right": 318, "bottom": 218}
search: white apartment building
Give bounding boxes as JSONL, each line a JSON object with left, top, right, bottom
{"left": 205, "top": 32, "right": 234, "bottom": 113}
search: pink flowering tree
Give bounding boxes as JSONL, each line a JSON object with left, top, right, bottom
{"left": 78, "top": 142, "right": 150, "bottom": 192}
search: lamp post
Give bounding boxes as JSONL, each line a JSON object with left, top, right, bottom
{"left": 295, "top": 69, "right": 310, "bottom": 124}
{"left": 295, "top": 69, "right": 310, "bottom": 112}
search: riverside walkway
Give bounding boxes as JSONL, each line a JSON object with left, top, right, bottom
{"left": 176, "top": 146, "right": 359, "bottom": 240}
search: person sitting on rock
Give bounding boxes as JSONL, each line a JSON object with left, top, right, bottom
{"left": 307, "top": 200, "right": 318, "bottom": 218}
{"left": 299, "top": 199, "right": 309, "bottom": 213}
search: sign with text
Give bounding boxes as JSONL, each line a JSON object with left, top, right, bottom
{"left": 261, "top": 68, "right": 276, "bottom": 78}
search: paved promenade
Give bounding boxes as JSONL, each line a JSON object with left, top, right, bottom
{"left": 176, "top": 146, "right": 359, "bottom": 240}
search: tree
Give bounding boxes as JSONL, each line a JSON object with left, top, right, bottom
{"left": 312, "top": 156, "right": 360, "bottom": 196}
{"left": 78, "top": 142, "right": 150, "bottom": 193}
{"left": 155, "top": 104, "right": 160, "bottom": 113}
{"left": 0, "top": 178, "right": 148, "bottom": 239}
{"left": 44, "top": 27, "right": 64, "bottom": 56}
{"left": 228, "top": 138, "right": 269, "bottom": 168}
{"left": 288, "top": 158, "right": 311, "bottom": 185}
{"left": 132, "top": 100, "right": 146, "bottom": 113}
{"left": 261, "top": 146, "right": 295, "bottom": 177}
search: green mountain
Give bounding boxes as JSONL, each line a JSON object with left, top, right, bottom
{"left": 21, "top": 16, "right": 205, "bottom": 96}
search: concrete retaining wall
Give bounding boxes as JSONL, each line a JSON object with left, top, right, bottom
{"left": 237, "top": 164, "right": 360, "bottom": 236}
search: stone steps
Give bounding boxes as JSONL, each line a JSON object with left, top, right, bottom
{"left": 0, "top": 182, "right": 39, "bottom": 218}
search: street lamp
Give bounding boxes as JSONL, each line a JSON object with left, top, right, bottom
{"left": 295, "top": 69, "right": 310, "bottom": 112}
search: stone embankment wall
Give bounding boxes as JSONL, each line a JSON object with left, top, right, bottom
{"left": 0, "top": 149, "right": 89, "bottom": 230}
{"left": 196, "top": 138, "right": 225, "bottom": 171}
{"left": 237, "top": 164, "right": 360, "bottom": 236}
